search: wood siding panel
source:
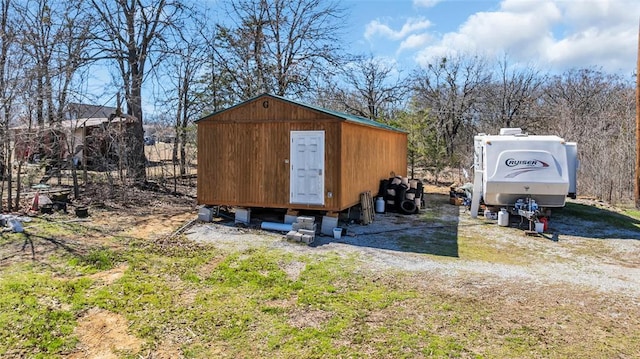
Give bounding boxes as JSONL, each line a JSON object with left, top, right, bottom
{"left": 339, "top": 123, "right": 408, "bottom": 209}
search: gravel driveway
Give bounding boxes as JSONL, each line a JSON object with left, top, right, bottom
{"left": 186, "top": 194, "right": 640, "bottom": 299}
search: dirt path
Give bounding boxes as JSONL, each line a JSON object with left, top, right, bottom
{"left": 69, "top": 308, "right": 144, "bottom": 359}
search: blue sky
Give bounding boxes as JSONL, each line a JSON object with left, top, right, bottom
{"left": 341, "top": 0, "right": 640, "bottom": 76}
{"left": 89, "top": 0, "right": 639, "bottom": 114}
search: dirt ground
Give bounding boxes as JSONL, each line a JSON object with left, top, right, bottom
{"left": 0, "top": 183, "right": 199, "bottom": 359}
{"left": 3, "top": 182, "right": 640, "bottom": 358}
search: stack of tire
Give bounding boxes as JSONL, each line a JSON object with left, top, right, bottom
{"left": 377, "top": 176, "right": 424, "bottom": 214}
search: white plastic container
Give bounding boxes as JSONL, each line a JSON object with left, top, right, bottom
{"left": 484, "top": 208, "right": 491, "bottom": 219}
{"left": 375, "top": 197, "right": 385, "bottom": 213}
{"left": 333, "top": 227, "right": 342, "bottom": 239}
{"left": 535, "top": 222, "right": 544, "bottom": 233}
{"left": 498, "top": 208, "right": 509, "bottom": 226}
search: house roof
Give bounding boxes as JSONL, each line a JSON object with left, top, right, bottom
{"left": 11, "top": 116, "right": 135, "bottom": 131}
{"left": 197, "top": 93, "right": 406, "bottom": 133}
{"left": 60, "top": 117, "right": 127, "bottom": 129}
{"left": 66, "top": 103, "right": 117, "bottom": 120}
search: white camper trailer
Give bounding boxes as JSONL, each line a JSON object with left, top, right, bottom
{"left": 470, "top": 128, "right": 578, "bottom": 218}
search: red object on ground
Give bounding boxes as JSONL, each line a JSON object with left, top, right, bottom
{"left": 539, "top": 217, "right": 548, "bottom": 231}
{"left": 31, "top": 191, "right": 39, "bottom": 211}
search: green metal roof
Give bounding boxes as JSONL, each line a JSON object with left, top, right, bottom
{"left": 197, "top": 93, "right": 406, "bottom": 133}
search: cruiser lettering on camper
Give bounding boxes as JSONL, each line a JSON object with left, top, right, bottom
{"left": 504, "top": 159, "right": 549, "bottom": 167}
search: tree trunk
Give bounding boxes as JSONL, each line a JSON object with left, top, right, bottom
{"left": 172, "top": 134, "right": 178, "bottom": 192}
{"left": 179, "top": 128, "right": 187, "bottom": 177}
{"left": 179, "top": 74, "right": 189, "bottom": 177}
{"left": 0, "top": 155, "right": 5, "bottom": 212}
{"left": 409, "top": 150, "right": 415, "bottom": 179}
{"left": 6, "top": 145, "right": 12, "bottom": 212}
{"left": 635, "top": 21, "right": 640, "bottom": 208}
{"left": 71, "top": 164, "right": 79, "bottom": 200}
{"left": 127, "top": 76, "right": 147, "bottom": 184}
{"left": 13, "top": 161, "right": 21, "bottom": 210}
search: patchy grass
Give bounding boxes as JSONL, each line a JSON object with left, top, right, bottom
{"left": 67, "top": 248, "right": 118, "bottom": 273}
{"left": 397, "top": 231, "right": 459, "bottom": 257}
{"left": 0, "top": 269, "right": 92, "bottom": 357}
{"left": 458, "top": 235, "right": 534, "bottom": 265}
{"left": 623, "top": 207, "right": 640, "bottom": 219}
{"left": 561, "top": 202, "right": 640, "bottom": 232}
{"left": 1, "top": 196, "right": 640, "bottom": 358}
{"left": 420, "top": 193, "right": 457, "bottom": 224}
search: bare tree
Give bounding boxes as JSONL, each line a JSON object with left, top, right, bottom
{"left": 216, "top": 0, "right": 346, "bottom": 99}
{"left": 199, "top": 25, "right": 240, "bottom": 113}
{"left": 90, "top": 0, "right": 187, "bottom": 183}
{"left": 636, "top": 21, "right": 640, "bottom": 209}
{"left": 156, "top": 14, "right": 209, "bottom": 190}
{"left": 12, "top": 0, "right": 95, "bottom": 201}
{"left": 11, "top": 0, "right": 58, "bottom": 206}
{"left": 334, "top": 54, "right": 409, "bottom": 121}
{"left": 543, "top": 68, "right": 616, "bottom": 138}
{"left": 55, "top": 3, "right": 95, "bottom": 197}
{"left": 412, "top": 55, "right": 491, "bottom": 166}
{"left": 0, "top": 0, "right": 18, "bottom": 211}
{"left": 16, "top": 0, "right": 55, "bottom": 127}
{"left": 542, "top": 68, "right": 634, "bottom": 204}
{"left": 482, "top": 54, "right": 546, "bottom": 132}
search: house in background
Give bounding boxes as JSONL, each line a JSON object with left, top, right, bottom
{"left": 62, "top": 115, "right": 137, "bottom": 169}
{"left": 12, "top": 103, "right": 137, "bottom": 171}
{"left": 196, "top": 93, "right": 408, "bottom": 215}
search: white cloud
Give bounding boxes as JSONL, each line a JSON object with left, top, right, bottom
{"left": 412, "top": 0, "right": 640, "bottom": 73}
{"left": 562, "top": 0, "right": 638, "bottom": 30}
{"left": 365, "top": 17, "right": 432, "bottom": 41}
{"left": 399, "top": 33, "right": 432, "bottom": 52}
{"left": 413, "top": 0, "right": 440, "bottom": 8}
{"left": 415, "top": 1, "right": 561, "bottom": 65}
{"left": 546, "top": 26, "right": 637, "bottom": 72}
{"left": 548, "top": 0, "right": 639, "bottom": 72}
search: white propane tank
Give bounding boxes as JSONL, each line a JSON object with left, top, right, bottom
{"left": 375, "top": 197, "right": 385, "bottom": 213}
{"left": 498, "top": 208, "right": 509, "bottom": 227}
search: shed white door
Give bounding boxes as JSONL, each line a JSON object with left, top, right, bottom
{"left": 290, "top": 131, "right": 325, "bottom": 205}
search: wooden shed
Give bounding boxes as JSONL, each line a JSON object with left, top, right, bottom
{"left": 196, "top": 94, "right": 407, "bottom": 213}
